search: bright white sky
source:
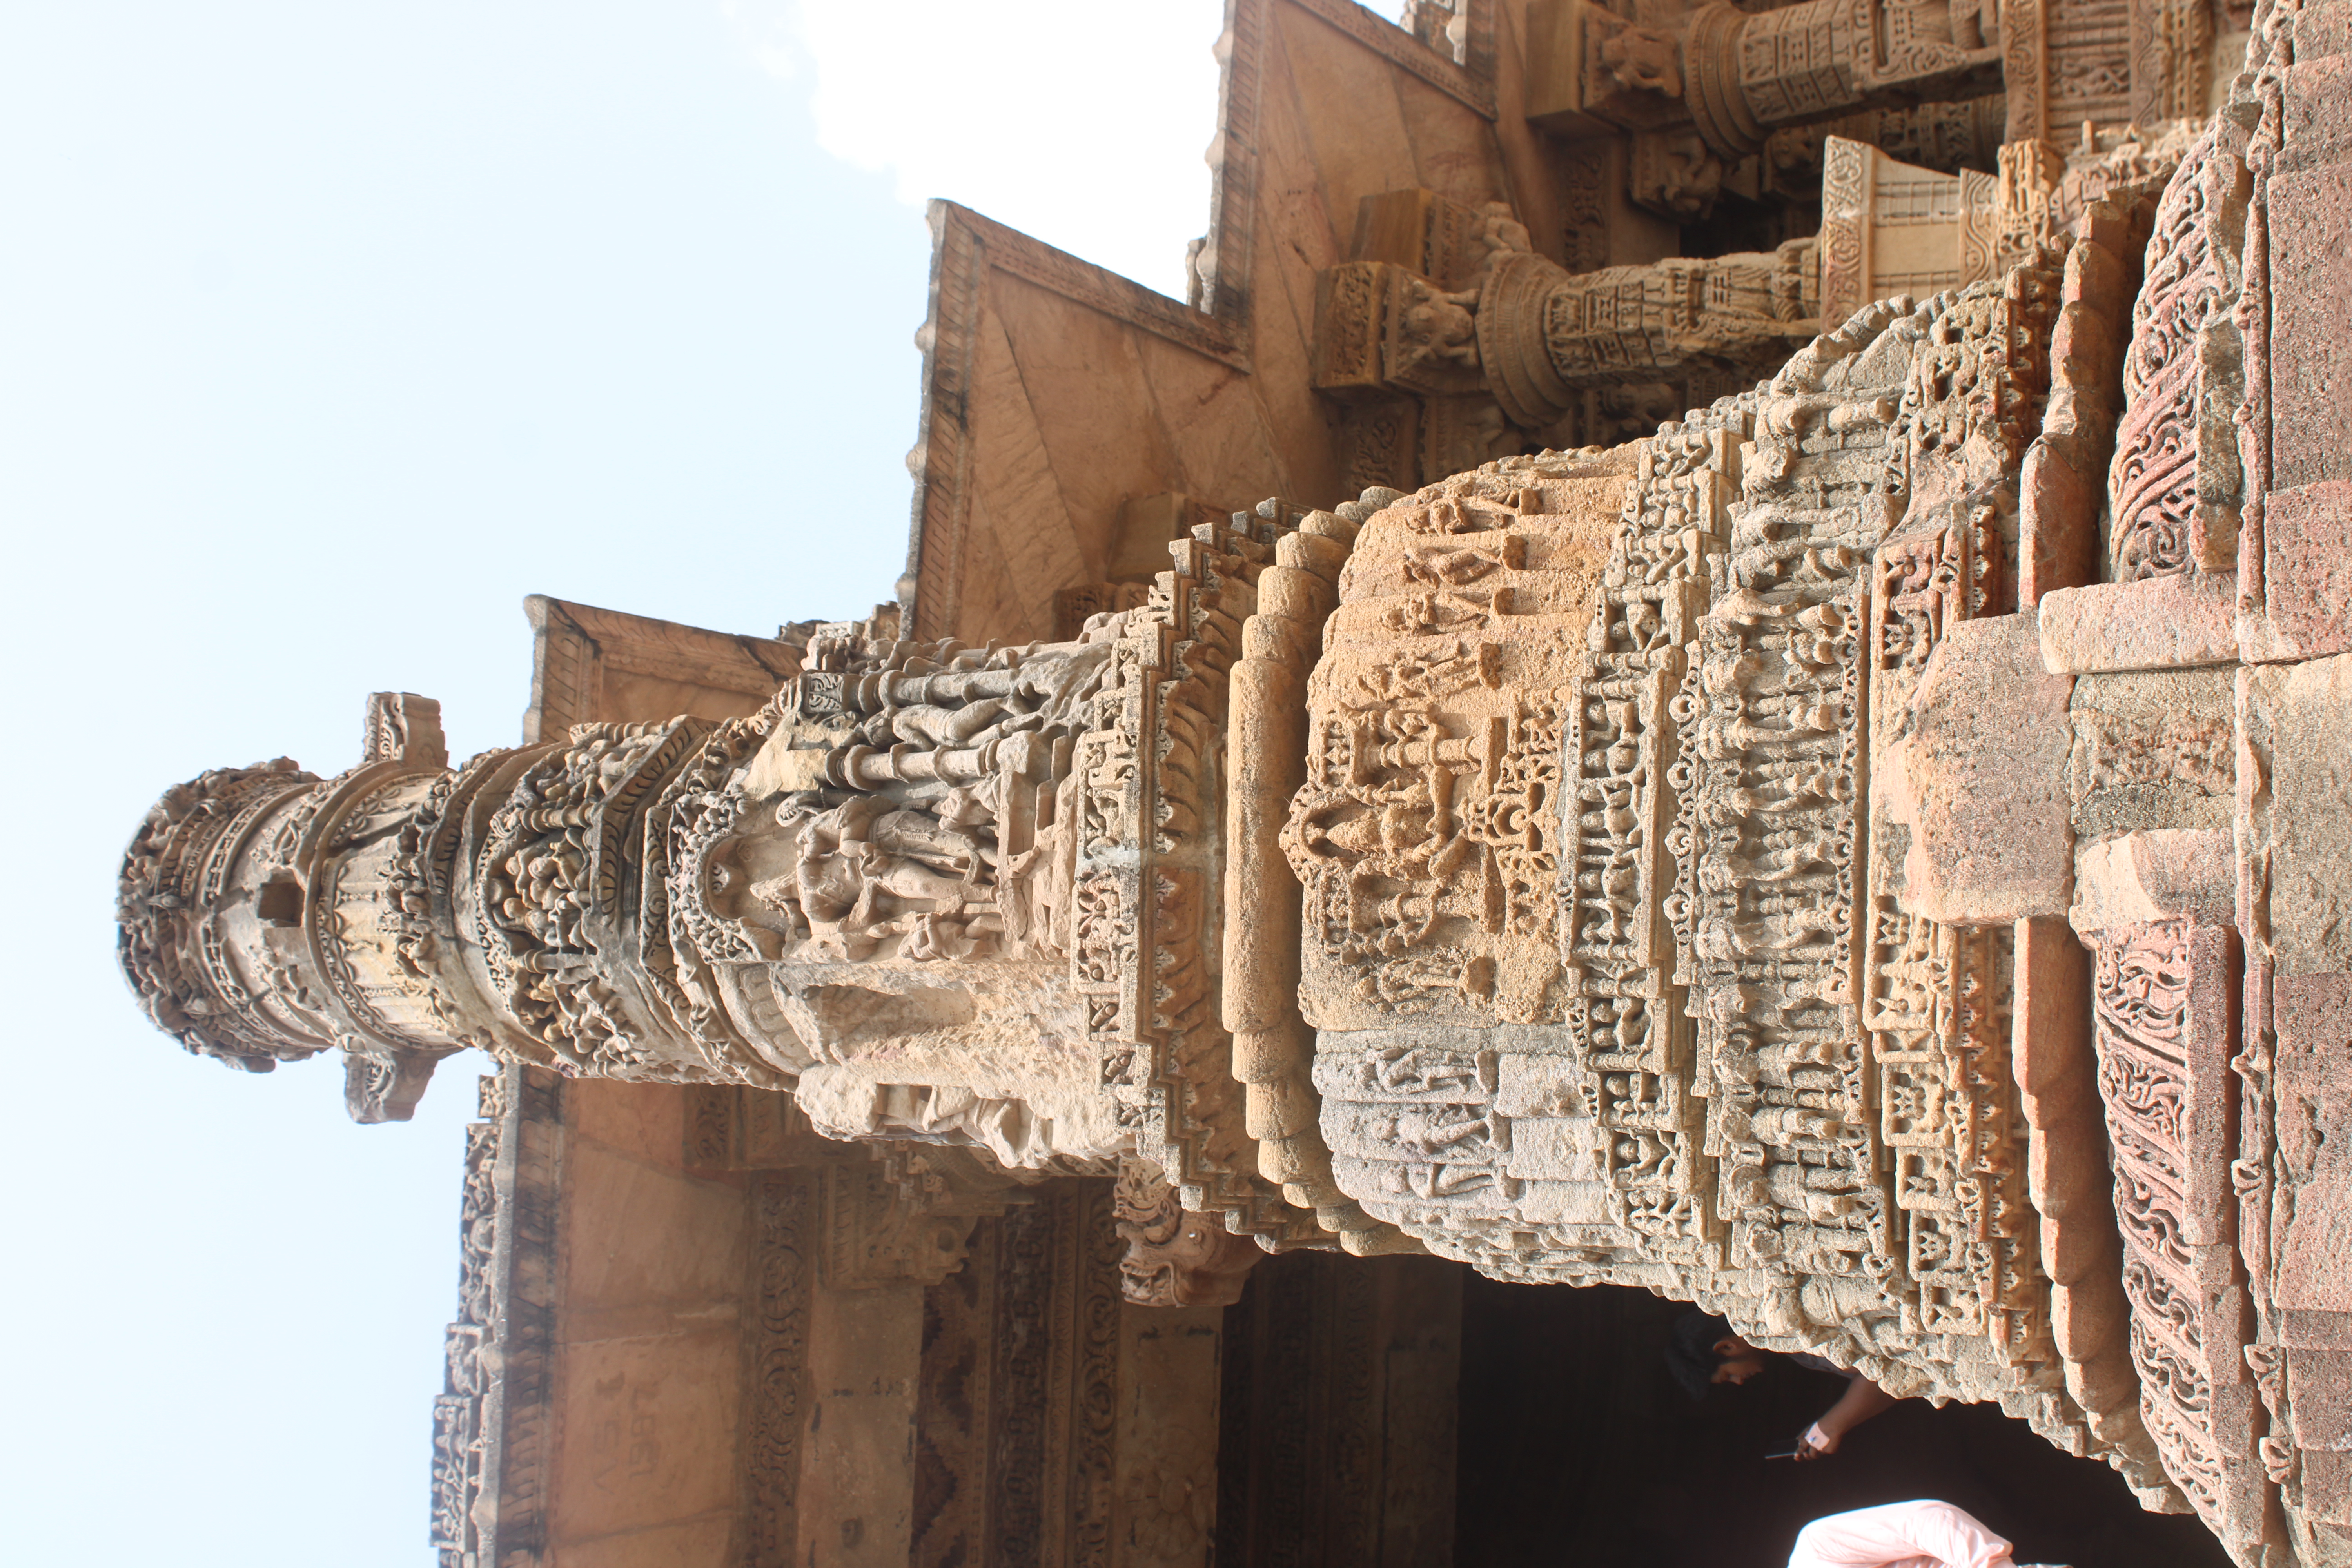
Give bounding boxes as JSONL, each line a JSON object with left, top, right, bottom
{"left": 0, "top": 2, "right": 1278, "bottom": 1561}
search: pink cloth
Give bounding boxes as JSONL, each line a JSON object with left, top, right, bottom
{"left": 1788, "top": 1500, "right": 2015, "bottom": 1568}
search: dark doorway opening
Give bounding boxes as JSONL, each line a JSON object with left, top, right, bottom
{"left": 1454, "top": 1272, "right": 2234, "bottom": 1568}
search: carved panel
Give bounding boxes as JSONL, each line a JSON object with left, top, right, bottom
{"left": 744, "top": 1169, "right": 815, "bottom": 1568}
{"left": 913, "top": 1218, "right": 998, "bottom": 1568}
{"left": 2088, "top": 919, "right": 2271, "bottom": 1544}
{"left": 2107, "top": 124, "right": 2249, "bottom": 583}
{"left": 1819, "top": 138, "right": 2002, "bottom": 327}
{"left": 1074, "top": 515, "right": 1318, "bottom": 1244}
{"left": 986, "top": 1182, "right": 1127, "bottom": 1568}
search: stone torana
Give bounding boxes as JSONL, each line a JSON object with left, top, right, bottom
{"left": 114, "top": 0, "right": 2352, "bottom": 1564}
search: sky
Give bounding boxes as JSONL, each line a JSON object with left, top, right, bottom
{"left": 0, "top": 2, "right": 1249, "bottom": 1561}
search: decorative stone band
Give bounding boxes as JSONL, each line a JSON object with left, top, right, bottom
{"left": 1073, "top": 507, "right": 1326, "bottom": 1246}
{"left": 1286, "top": 273, "right": 2201, "bottom": 1507}
{"left": 2087, "top": 918, "right": 2271, "bottom": 1542}
{"left": 1226, "top": 488, "right": 1422, "bottom": 1256}
{"left": 2108, "top": 120, "right": 2252, "bottom": 584}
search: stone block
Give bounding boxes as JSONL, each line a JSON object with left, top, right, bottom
{"left": 2053, "top": 1276, "right": 2129, "bottom": 1363}
{"left": 1230, "top": 1016, "right": 1313, "bottom": 1086}
{"left": 2281, "top": 55, "right": 2352, "bottom": 174}
{"left": 1223, "top": 657, "right": 1307, "bottom": 1036}
{"left": 2018, "top": 439, "right": 2099, "bottom": 604}
{"left": 2063, "top": 1342, "right": 2140, "bottom": 1416}
{"left": 2027, "top": 1109, "right": 2113, "bottom": 1221}
{"left": 1275, "top": 528, "right": 1349, "bottom": 584}
{"left": 549, "top": 1330, "right": 746, "bottom": 1542}
{"left": 2066, "top": 667, "right": 2236, "bottom": 842}
{"left": 2042, "top": 1207, "right": 2122, "bottom": 1287}
{"left": 2038, "top": 571, "right": 2240, "bottom": 673}
{"left": 2266, "top": 481, "right": 2352, "bottom": 659}
{"left": 569, "top": 1078, "right": 690, "bottom": 1167}
{"left": 1254, "top": 564, "right": 1334, "bottom": 626}
{"left": 2301, "top": 1451, "right": 2352, "bottom": 1528}
{"left": 2263, "top": 653, "right": 2352, "bottom": 975}
{"left": 559, "top": 1139, "right": 751, "bottom": 1318}
{"left": 2299, "top": 0, "right": 2352, "bottom": 58}
{"left": 1884, "top": 611, "right": 2075, "bottom": 924}
{"left": 2272, "top": 158, "right": 2352, "bottom": 488}
{"left": 2069, "top": 829, "right": 2235, "bottom": 935}
{"left": 2289, "top": 1347, "right": 2352, "bottom": 1450}
{"left": 2275, "top": 974, "right": 2352, "bottom": 1314}
{"left": 1245, "top": 1078, "right": 1317, "bottom": 1141}
{"left": 2013, "top": 912, "right": 2089, "bottom": 1109}
{"left": 2278, "top": 972, "right": 2352, "bottom": 1063}
{"left": 1265, "top": 1134, "right": 1332, "bottom": 1189}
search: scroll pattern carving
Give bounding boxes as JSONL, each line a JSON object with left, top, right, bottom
{"left": 2109, "top": 125, "right": 2249, "bottom": 582}
{"left": 2088, "top": 919, "right": 2272, "bottom": 1547}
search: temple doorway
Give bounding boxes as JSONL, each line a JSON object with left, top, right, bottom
{"left": 1216, "top": 1254, "right": 2233, "bottom": 1568}
{"left": 1455, "top": 1272, "right": 2235, "bottom": 1568}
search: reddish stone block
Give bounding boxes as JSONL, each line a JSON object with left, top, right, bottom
{"left": 2272, "top": 157, "right": 2352, "bottom": 489}
{"left": 2053, "top": 1276, "right": 2129, "bottom": 1362}
{"left": 2301, "top": 1452, "right": 2352, "bottom": 1528}
{"left": 2019, "top": 441, "right": 2099, "bottom": 605}
{"left": 2042, "top": 1207, "right": 2122, "bottom": 1287}
{"left": 2038, "top": 572, "right": 2240, "bottom": 673}
{"left": 2266, "top": 482, "right": 2352, "bottom": 659}
{"left": 2299, "top": 0, "right": 2352, "bottom": 60}
{"left": 2289, "top": 1347, "right": 2352, "bottom": 1450}
{"left": 2276, "top": 974, "right": 2352, "bottom": 1316}
{"left": 1888, "top": 612, "right": 2076, "bottom": 922}
{"left": 2181, "top": 921, "right": 2245, "bottom": 1248}
{"left": 2277, "top": 972, "right": 2352, "bottom": 1063}
{"left": 2029, "top": 1110, "right": 2114, "bottom": 1221}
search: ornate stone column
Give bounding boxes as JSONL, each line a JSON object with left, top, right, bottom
{"left": 118, "top": 521, "right": 1321, "bottom": 1250}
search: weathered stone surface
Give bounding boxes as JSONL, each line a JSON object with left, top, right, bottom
{"left": 2270, "top": 157, "right": 2352, "bottom": 492}
{"left": 2264, "top": 481, "right": 2352, "bottom": 659}
{"left": 2259, "top": 652, "right": 2352, "bottom": 977}
{"left": 2067, "top": 666, "right": 2237, "bottom": 844}
{"left": 2037, "top": 571, "right": 2241, "bottom": 673}
{"left": 2070, "top": 828, "right": 2236, "bottom": 934}
{"left": 2274, "top": 973, "right": 2352, "bottom": 1317}
{"left": 1880, "top": 610, "right": 2075, "bottom": 925}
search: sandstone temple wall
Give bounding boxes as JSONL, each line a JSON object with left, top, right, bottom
{"left": 110, "top": 0, "right": 2352, "bottom": 1563}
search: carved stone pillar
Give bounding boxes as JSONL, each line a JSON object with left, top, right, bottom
{"left": 1313, "top": 240, "right": 1819, "bottom": 443}
{"left": 1525, "top": 0, "right": 2005, "bottom": 158}
{"left": 119, "top": 528, "right": 1325, "bottom": 1252}
{"left": 1283, "top": 258, "right": 2207, "bottom": 1510}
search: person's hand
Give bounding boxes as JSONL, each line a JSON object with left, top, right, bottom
{"left": 1793, "top": 1420, "right": 1838, "bottom": 1461}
